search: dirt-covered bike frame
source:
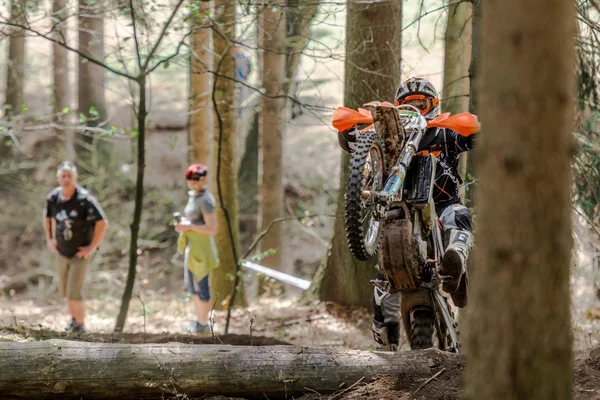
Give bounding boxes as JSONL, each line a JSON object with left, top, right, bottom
{"left": 333, "top": 103, "right": 474, "bottom": 351}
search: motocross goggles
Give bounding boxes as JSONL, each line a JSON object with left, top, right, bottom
{"left": 396, "top": 94, "right": 439, "bottom": 115}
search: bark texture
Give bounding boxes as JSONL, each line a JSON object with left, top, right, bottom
{"left": 464, "top": 0, "right": 575, "bottom": 398}
{"left": 317, "top": 0, "right": 402, "bottom": 308}
{"left": 189, "top": 2, "right": 213, "bottom": 166}
{"left": 257, "top": 1, "right": 287, "bottom": 295}
{"left": 5, "top": 0, "right": 26, "bottom": 117}
{"left": 211, "top": 0, "right": 247, "bottom": 309}
{"left": 52, "top": 0, "right": 73, "bottom": 159}
{"left": 442, "top": 1, "right": 472, "bottom": 201}
{"left": 78, "top": 0, "right": 107, "bottom": 124}
{"left": 0, "top": 340, "right": 440, "bottom": 399}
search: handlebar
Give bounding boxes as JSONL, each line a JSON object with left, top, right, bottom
{"left": 395, "top": 104, "right": 428, "bottom": 132}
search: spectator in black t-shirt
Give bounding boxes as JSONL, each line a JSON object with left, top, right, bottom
{"left": 43, "top": 162, "right": 108, "bottom": 333}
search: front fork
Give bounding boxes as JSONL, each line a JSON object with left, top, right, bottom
{"left": 362, "top": 163, "right": 408, "bottom": 220}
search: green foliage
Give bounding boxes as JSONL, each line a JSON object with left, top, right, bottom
{"left": 573, "top": 112, "right": 600, "bottom": 222}
{"left": 249, "top": 249, "right": 277, "bottom": 263}
{"left": 574, "top": 5, "right": 600, "bottom": 222}
{"left": 89, "top": 106, "right": 99, "bottom": 119}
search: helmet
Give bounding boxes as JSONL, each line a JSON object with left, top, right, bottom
{"left": 185, "top": 164, "right": 208, "bottom": 180}
{"left": 394, "top": 77, "right": 440, "bottom": 120}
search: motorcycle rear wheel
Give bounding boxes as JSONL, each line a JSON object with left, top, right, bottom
{"left": 410, "top": 310, "right": 435, "bottom": 350}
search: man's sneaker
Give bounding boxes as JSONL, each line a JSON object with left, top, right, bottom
{"left": 441, "top": 229, "right": 472, "bottom": 294}
{"left": 65, "top": 318, "right": 86, "bottom": 333}
{"left": 184, "top": 320, "right": 209, "bottom": 334}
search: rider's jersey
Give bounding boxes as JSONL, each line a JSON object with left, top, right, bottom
{"left": 417, "top": 127, "right": 476, "bottom": 211}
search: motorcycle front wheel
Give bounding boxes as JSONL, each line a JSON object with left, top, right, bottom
{"left": 345, "top": 130, "right": 386, "bottom": 261}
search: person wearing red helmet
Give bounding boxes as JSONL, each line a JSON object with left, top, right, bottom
{"left": 338, "top": 77, "right": 479, "bottom": 350}
{"left": 174, "top": 164, "right": 219, "bottom": 334}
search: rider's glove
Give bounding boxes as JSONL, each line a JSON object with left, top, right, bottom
{"left": 338, "top": 128, "right": 358, "bottom": 153}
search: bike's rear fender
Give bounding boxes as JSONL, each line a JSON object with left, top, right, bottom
{"left": 379, "top": 218, "right": 425, "bottom": 293}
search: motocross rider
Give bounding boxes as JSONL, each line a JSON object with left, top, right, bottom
{"left": 337, "top": 77, "right": 479, "bottom": 350}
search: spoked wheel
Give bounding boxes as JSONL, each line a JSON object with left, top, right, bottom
{"left": 409, "top": 310, "right": 436, "bottom": 350}
{"left": 345, "top": 130, "right": 386, "bottom": 261}
{"left": 409, "top": 298, "right": 459, "bottom": 351}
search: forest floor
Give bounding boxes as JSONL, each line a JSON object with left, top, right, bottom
{"left": 2, "top": 292, "right": 600, "bottom": 400}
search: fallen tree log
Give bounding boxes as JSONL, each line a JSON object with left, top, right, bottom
{"left": 0, "top": 340, "right": 450, "bottom": 399}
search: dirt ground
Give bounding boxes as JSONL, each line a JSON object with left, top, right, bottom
{"left": 0, "top": 294, "right": 377, "bottom": 350}
{"left": 3, "top": 315, "right": 600, "bottom": 400}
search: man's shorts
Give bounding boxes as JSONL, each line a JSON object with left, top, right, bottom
{"left": 56, "top": 254, "right": 89, "bottom": 301}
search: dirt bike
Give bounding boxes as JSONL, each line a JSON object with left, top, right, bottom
{"left": 332, "top": 102, "right": 475, "bottom": 352}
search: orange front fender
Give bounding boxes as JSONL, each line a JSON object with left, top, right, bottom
{"left": 428, "top": 112, "right": 480, "bottom": 136}
{"left": 332, "top": 106, "right": 373, "bottom": 132}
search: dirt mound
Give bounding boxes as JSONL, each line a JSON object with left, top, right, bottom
{"left": 324, "top": 350, "right": 462, "bottom": 400}
{"left": 574, "top": 347, "right": 600, "bottom": 400}
{"left": 297, "top": 347, "right": 600, "bottom": 400}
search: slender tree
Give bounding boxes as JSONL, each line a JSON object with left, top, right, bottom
{"left": 465, "top": 0, "right": 481, "bottom": 204}
{"left": 189, "top": 0, "right": 213, "bottom": 166}
{"left": 442, "top": 1, "right": 472, "bottom": 200}
{"left": 78, "top": 0, "right": 107, "bottom": 124}
{"left": 52, "top": 0, "right": 73, "bottom": 160}
{"left": 5, "top": 0, "right": 27, "bottom": 118}
{"left": 256, "top": 1, "right": 287, "bottom": 295}
{"left": 464, "top": 0, "right": 575, "bottom": 398}
{"left": 211, "top": 0, "right": 247, "bottom": 310}
{"left": 316, "top": 0, "right": 402, "bottom": 308}
{"left": 284, "top": 0, "right": 319, "bottom": 108}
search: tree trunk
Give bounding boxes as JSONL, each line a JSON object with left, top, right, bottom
{"left": 256, "top": 1, "right": 287, "bottom": 296}
{"left": 78, "top": 0, "right": 107, "bottom": 125}
{"left": 0, "top": 339, "right": 438, "bottom": 399}
{"left": 114, "top": 77, "right": 147, "bottom": 332}
{"left": 211, "top": 0, "right": 247, "bottom": 311}
{"left": 4, "top": 0, "right": 26, "bottom": 117}
{"left": 316, "top": 0, "right": 402, "bottom": 308}
{"left": 465, "top": 0, "right": 481, "bottom": 205}
{"left": 442, "top": 1, "right": 472, "bottom": 201}
{"left": 53, "top": 0, "right": 73, "bottom": 160}
{"left": 238, "top": 112, "right": 259, "bottom": 249}
{"left": 189, "top": 2, "right": 213, "bottom": 167}
{"left": 284, "top": 0, "right": 320, "bottom": 101}
{"left": 463, "top": 0, "right": 575, "bottom": 398}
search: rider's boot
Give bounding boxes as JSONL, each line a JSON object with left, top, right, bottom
{"left": 371, "top": 281, "right": 401, "bottom": 351}
{"left": 441, "top": 229, "right": 472, "bottom": 308}
{"left": 372, "top": 319, "right": 400, "bottom": 351}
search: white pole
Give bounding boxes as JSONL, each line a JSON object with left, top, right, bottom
{"left": 241, "top": 260, "right": 311, "bottom": 290}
